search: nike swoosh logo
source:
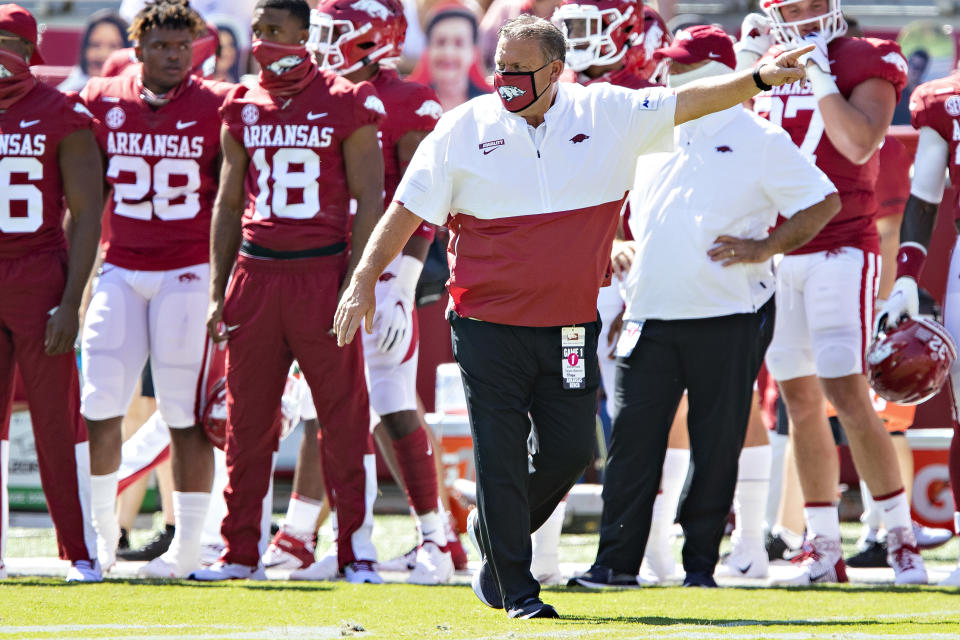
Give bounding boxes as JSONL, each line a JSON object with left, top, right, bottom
{"left": 306, "top": 112, "right": 327, "bottom": 121}
{"left": 483, "top": 148, "right": 498, "bottom": 155}
{"left": 708, "top": 52, "right": 722, "bottom": 59}
{"left": 225, "top": 324, "right": 241, "bottom": 334}
{"left": 176, "top": 120, "right": 197, "bottom": 130}
{"left": 809, "top": 570, "right": 828, "bottom": 582}
{"left": 735, "top": 562, "right": 752, "bottom": 575}
{"left": 102, "top": 96, "right": 120, "bottom": 103}
{"left": 20, "top": 119, "right": 39, "bottom": 128}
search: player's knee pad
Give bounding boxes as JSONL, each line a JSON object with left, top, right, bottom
{"left": 80, "top": 355, "right": 129, "bottom": 420}
{"left": 368, "top": 370, "right": 416, "bottom": 416}
{"left": 152, "top": 364, "right": 201, "bottom": 428}
{"left": 813, "top": 332, "right": 861, "bottom": 379}
{"left": 764, "top": 346, "right": 815, "bottom": 382}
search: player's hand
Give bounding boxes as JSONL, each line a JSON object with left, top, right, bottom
{"left": 708, "top": 235, "right": 774, "bottom": 266}
{"left": 334, "top": 275, "right": 376, "bottom": 347}
{"left": 45, "top": 304, "right": 79, "bottom": 356}
{"left": 738, "top": 13, "right": 774, "bottom": 58}
{"left": 761, "top": 44, "right": 815, "bottom": 87}
{"left": 611, "top": 241, "right": 636, "bottom": 278}
{"left": 371, "top": 289, "right": 411, "bottom": 355}
{"left": 207, "top": 298, "right": 229, "bottom": 343}
{"left": 875, "top": 277, "right": 920, "bottom": 335}
{"left": 606, "top": 308, "right": 624, "bottom": 359}
{"left": 799, "top": 32, "right": 831, "bottom": 73}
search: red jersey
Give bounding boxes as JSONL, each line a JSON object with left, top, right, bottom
{"left": 876, "top": 134, "right": 911, "bottom": 219}
{"left": 0, "top": 83, "right": 93, "bottom": 259}
{"left": 82, "top": 75, "right": 232, "bottom": 271}
{"left": 754, "top": 37, "right": 907, "bottom": 254}
{"left": 910, "top": 71, "right": 960, "bottom": 220}
{"left": 221, "top": 70, "right": 384, "bottom": 252}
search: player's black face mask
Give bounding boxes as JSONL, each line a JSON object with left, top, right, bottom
{"left": 494, "top": 60, "right": 554, "bottom": 113}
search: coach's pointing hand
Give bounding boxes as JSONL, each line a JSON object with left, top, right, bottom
{"left": 761, "top": 44, "right": 816, "bottom": 87}
{"left": 334, "top": 275, "right": 376, "bottom": 347}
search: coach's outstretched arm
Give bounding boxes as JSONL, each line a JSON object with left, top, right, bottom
{"left": 673, "top": 44, "right": 814, "bottom": 126}
{"left": 49, "top": 129, "right": 104, "bottom": 355}
{"left": 207, "top": 126, "right": 250, "bottom": 342}
{"left": 334, "top": 202, "right": 424, "bottom": 346}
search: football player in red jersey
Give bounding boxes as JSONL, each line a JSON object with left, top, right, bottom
{"left": 877, "top": 68, "right": 960, "bottom": 586}
{"left": 79, "top": 0, "right": 233, "bottom": 578}
{"left": 258, "top": 0, "right": 461, "bottom": 585}
{"left": 0, "top": 4, "right": 104, "bottom": 582}
{"left": 753, "top": 0, "right": 921, "bottom": 584}
{"left": 193, "top": 0, "right": 385, "bottom": 582}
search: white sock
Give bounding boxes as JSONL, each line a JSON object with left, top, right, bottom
{"left": 659, "top": 448, "right": 690, "bottom": 519}
{"left": 858, "top": 479, "right": 881, "bottom": 542}
{"left": 766, "top": 433, "right": 788, "bottom": 533}
{"left": 284, "top": 494, "right": 323, "bottom": 537}
{"left": 531, "top": 501, "right": 565, "bottom": 577}
{"left": 772, "top": 525, "right": 804, "bottom": 550}
{"left": 90, "top": 472, "right": 118, "bottom": 535}
{"left": 440, "top": 499, "right": 458, "bottom": 543}
{"left": 166, "top": 491, "right": 210, "bottom": 570}
{"left": 417, "top": 510, "right": 445, "bottom": 547}
{"left": 733, "top": 445, "right": 771, "bottom": 547}
{"left": 874, "top": 489, "right": 912, "bottom": 533}
{"left": 804, "top": 505, "right": 840, "bottom": 540}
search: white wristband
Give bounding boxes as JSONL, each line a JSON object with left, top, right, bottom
{"left": 395, "top": 254, "right": 423, "bottom": 298}
{"left": 807, "top": 65, "right": 840, "bottom": 100}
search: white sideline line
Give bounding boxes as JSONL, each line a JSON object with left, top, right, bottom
{"left": 5, "top": 626, "right": 344, "bottom": 640}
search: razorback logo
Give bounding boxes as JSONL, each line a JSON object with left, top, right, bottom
{"left": 498, "top": 85, "right": 526, "bottom": 101}
{"left": 178, "top": 272, "right": 201, "bottom": 283}
{"left": 570, "top": 133, "right": 590, "bottom": 144}
{"left": 716, "top": 145, "right": 733, "bottom": 153}
{"left": 378, "top": 272, "right": 396, "bottom": 282}
{"left": 364, "top": 95, "right": 387, "bottom": 115}
{"left": 351, "top": 0, "right": 391, "bottom": 20}
{"left": 414, "top": 100, "right": 443, "bottom": 119}
{"left": 881, "top": 51, "right": 909, "bottom": 75}
{"left": 267, "top": 55, "right": 305, "bottom": 75}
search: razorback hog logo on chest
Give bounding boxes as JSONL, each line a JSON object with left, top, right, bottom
{"left": 570, "top": 133, "right": 589, "bottom": 144}
{"left": 498, "top": 86, "right": 526, "bottom": 101}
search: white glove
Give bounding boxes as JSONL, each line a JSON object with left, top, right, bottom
{"left": 876, "top": 277, "right": 920, "bottom": 335}
{"left": 737, "top": 13, "right": 774, "bottom": 58}
{"left": 799, "top": 32, "right": 831, "bottom": 73}
{"left": 371, "top": 255, "right": 422, "bottom": 355}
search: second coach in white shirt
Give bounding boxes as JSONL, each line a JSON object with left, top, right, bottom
{"left": 574, "top": 27, "right": 841, "bottom": 590}
{"left": 335, "top": 15, "right": 814, "bottom": 618}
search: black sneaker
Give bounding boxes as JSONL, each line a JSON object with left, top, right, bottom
{"left": 117, "top": 524, "right": 175, "bottom": 561}
{"left": 566, "top": 564, "right": 639, "bottom": 588}
{"left": 508, "top": 597, "right": 559, "bottom": 619}
{"left": 845, "top": 540, "right": 888, "bottom": 568}
{"left": 472, "top": 559, "right": 503, "bottom": 609}
{"left": 766, "top": 532, "right": 790, "bottom": 561}
{"left": 683, "top": 571, "right": 717, "bottom": 587}
{"left": 118, "top": 528, "right": 130, "bottom": 552}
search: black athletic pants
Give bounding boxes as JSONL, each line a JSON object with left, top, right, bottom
{"left": 450, "top": 313, "right": 600, "bottom": 609}
{"left": 594, "top": 297, "right": 775, "bottom": 576}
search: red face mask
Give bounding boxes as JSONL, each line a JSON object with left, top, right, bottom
{"left": 493, "top": 60, "right": 553, "bottom": 113}
{"left": 0, "top": 48, "right": 35, "bottom": 110}
{"left": 252, "top": 40, "right": 318, "bottom": 96}
{"left": 191, "top": 32, "right": 218, "bottom": 78}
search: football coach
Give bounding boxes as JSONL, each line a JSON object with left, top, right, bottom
{"left": 334, "top": 15, "right": 813, "bottom": 619}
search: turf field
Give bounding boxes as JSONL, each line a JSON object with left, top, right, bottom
{"left": 3, "top": 516, "right": 960, "bottom": 640}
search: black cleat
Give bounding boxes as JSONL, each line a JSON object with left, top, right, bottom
{"left": 117, "top": 524, "right": 175, "bottom": 561}
{"left": 118, "top": 528, "right": 130, "bottom": 552}
{"left": 472, "top": 559, "right": 503, "bottom": 609}
{"left": 683, "top": 571, "right": 718, "bottom": 587}
{"left": 766, "top": 532, "right": 790, "bottom": 561}
{"left": 567, "top": 564, "right": 639, "bottom": 588}
{"left": 845, "top": 540, "right": 888, "bottom": 568}
{"left": 508, "top": 598, "right": 559, "bottom": 619}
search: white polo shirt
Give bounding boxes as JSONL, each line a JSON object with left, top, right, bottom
{"left": 395, "top": 81, "right": 676, "bottom": 327}
{"left": 624, "top": 106, "right": 837, "bottom": 322}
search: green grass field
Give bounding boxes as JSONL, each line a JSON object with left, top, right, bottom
{"left": 3, "top": 516, "right": 959, "bottom": 640}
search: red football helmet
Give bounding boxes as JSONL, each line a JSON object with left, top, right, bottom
{"left": 309, "top": 0, "right": 407, "bottom": 74}
{"left": 200, "top": 373, "right": 305, "bottom": 450}
{"left": 760, "top": 0, "right": 846, "bottom": 48}
{"left": 637, "top": 5, "right": 670, "bottom": 81}
{"left": 867, "top": 317, "right": 957, "bottom": 406}
{"left": 552, "top": 0, "right": 644, "bottom": 72}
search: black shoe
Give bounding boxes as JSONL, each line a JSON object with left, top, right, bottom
{"left": 118, "top": 528, "right": 130, "bottom": 552}
{"left": 845, "top": 540, "right": 888, "bottom": 568}
{"left": 116, "top": 524, "right": 175, "bottom": 561}
{"left": 683, "top": 571, "right": 717, "bottom": 587}
{"left": 567, "top": 564, "right": 639, "bottom": 588}
{"left": 472, "top": 559, "right": 503, "bottom": 609}
{"left": 766, "top": 532, "right": 790, "bottom": 561}
{"left": 508, "top": 598, "right": 559, "bottom": 619}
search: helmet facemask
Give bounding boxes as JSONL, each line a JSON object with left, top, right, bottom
{"left": 308, "top": 10, "right": 394, "bottom": 74}
{"left": 761, "top": 0, "right": 847, "bottom": 48}
{"left": 553, "top": 4, "right": 635, "bottom": 72}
